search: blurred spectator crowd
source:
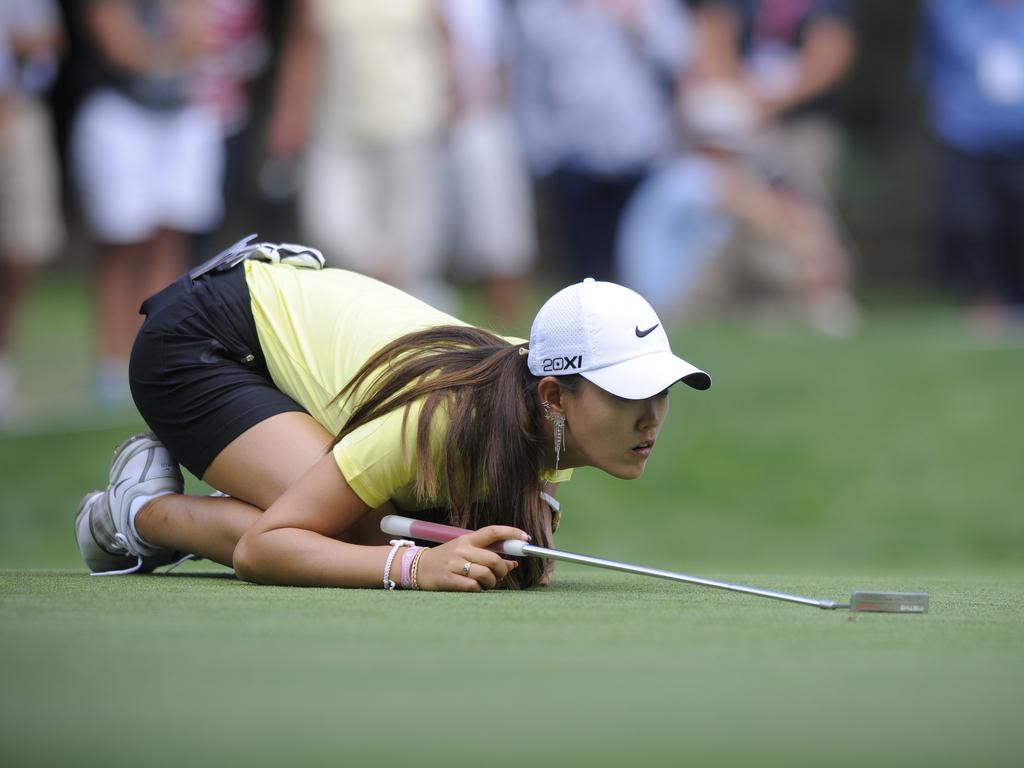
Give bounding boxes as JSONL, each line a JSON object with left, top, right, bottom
{"left": 1, "top": 0, "right": 1022, "bottom": 418}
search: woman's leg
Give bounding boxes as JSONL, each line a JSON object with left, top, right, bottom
{"left": 147, "top": 227, "right": 189, "bottom": 300}
{"left": 138, "top": 494, "right": 262, "bottom": 567}
{"left": 134, "top": 411, "right": 334, "bottom": 566}
{"left": 97, "top": 242, "right": 147, "bottom": 364}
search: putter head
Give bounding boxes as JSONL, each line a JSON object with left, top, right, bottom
{"left": 846, "top": 591, "right": 929, "bottom": 613}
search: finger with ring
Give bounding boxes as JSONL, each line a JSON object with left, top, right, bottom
{"left": 461, "top": 562, "right": 472, "bottom": 577}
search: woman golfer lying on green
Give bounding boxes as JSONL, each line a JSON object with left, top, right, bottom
{"left": 75, "top": 236, "right": 711, "bottom": 590}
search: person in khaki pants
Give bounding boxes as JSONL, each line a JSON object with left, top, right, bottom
{"left": 0, "top": 0, "right": 65, "bottom": 419}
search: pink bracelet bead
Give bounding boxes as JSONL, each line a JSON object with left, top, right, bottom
{"left": 400, "top": 546, "right": 422, "bottom": 589}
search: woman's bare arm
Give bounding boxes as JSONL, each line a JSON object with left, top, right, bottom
{"left": 233, "top": 454, "right": 526, "bottom": 590}
{"left": 85, "top": 0, "right": 207, "bottom": 76}
{"left": 265, "top": 0, "right": 319, "bottom": 159}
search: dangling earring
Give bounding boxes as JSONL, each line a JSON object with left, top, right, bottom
{"left": 552, "top": 413, "right": 565, "bottom": 472}
{"left": 542, "top": 401, "right": 566, "bottom": 472}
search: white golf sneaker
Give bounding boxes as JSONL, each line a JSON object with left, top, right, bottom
{"left": 74, "top": 433, "right": 189, "bottom": 575}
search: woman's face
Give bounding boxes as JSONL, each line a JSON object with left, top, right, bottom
{"left": 560, "top": 379, "right": 671, "bottom": 479}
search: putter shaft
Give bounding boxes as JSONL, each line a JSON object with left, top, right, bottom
{"left": 380, "top": 515, "right": 839, "bottom": 609}
{"left": 519, "top": 542, "right": 839, "bottom": 608}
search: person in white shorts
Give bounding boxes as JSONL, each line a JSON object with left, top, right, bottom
{"left": 0, "top": 0, "right": 64, "bottom": 419}
{"left": 440, "top": 0, "right": 537, "bottom": 325}
{"left": 70, "top": 0, "right": 223, "bottom": 407}
{"left": 266, "top": 0, "right": 452, "bottom": 310}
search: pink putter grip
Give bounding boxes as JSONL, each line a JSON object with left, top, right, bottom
{"left": 380, "top": 515, "right": 526, "bottom": 557}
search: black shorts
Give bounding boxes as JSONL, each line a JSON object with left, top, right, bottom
{"left": 129, "top": 266, "right": 305, "bottom": 479}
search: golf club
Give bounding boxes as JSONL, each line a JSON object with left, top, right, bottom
{"left": 380, "top": 515, "right": 929, "bottom": 613}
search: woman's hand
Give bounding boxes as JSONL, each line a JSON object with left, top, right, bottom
{"left": 416, "top": 525, "right": 526, "bottom": 591}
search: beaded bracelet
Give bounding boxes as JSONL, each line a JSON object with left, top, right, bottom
{"left": 383, "top": 539, "right": 414, "bottom": 590}
{"left": 410, "top": 546, "right": 427, "bottom": 590}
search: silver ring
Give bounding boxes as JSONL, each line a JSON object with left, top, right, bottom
{"left": 461, "top": 562, "right": 472, "bottom": 577}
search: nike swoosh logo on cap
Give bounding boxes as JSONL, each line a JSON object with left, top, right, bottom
{"left": 635, "top": 324, "right": 659, "bottom": 338}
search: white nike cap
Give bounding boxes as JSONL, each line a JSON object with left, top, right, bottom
{"left": 527, "top": 278, "right": 711, "bottom": 399}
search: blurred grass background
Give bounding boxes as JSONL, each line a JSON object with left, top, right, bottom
{"left": 2, "top": 272, "right": 1020, "bottom": 574}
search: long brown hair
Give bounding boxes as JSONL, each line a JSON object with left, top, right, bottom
{"left": 331, "top": 325, "right": 575, "bottom": 588}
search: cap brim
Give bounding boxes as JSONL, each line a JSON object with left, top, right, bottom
{"left": 581, "top": 351, "right": 711, "bottom": 399}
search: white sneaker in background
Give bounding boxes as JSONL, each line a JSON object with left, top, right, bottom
{"left": 807, "top": 292, "right": 862, "bottom": 339}
{"left": 94, "top": 358, "right": 132, "bottom": 409}
{"left": 0, "top": 354, "right": 17, "bottom": 422}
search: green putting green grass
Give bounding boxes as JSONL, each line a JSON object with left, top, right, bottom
{"left": 1, "top": 568, "right": 1022, "bottom": 767}
{"left": 1, "top": 274, "right": 1022, "bottom": 766}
